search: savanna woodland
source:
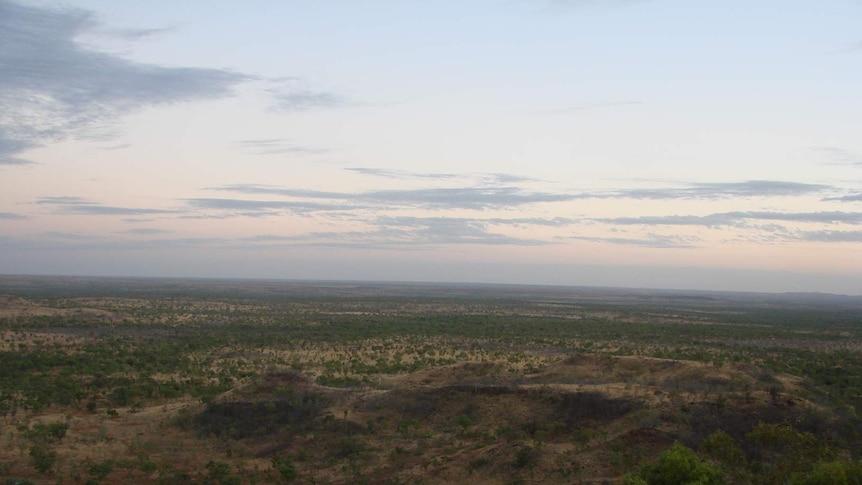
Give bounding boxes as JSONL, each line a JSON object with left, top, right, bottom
{"left": 1, "top": 275, "right": 862, "bottom": 484}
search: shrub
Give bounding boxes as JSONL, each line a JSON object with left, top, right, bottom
{"left": 29, "top": 445, "right": 56, "bottom": 475}
{"left": 634, "top": 442, "right": 724, "bottom": 485}
{"left": 512, "top": 446, "right": 540, "bottom": 470}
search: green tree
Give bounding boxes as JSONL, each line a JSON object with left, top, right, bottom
{"left": 88, "top": 460, "right": 113, "bottom": 481}
{"left": 28, "top": 444, "right": 56, "bottom": 475}
{"left": 272, "top": 456, "right": 296, "bottom": 482}
{"left": 790, "top": 461, "right": 862, "bottom": 485}
{"left": 628, "top": 442, "right": 724, "bottom": 485}
{"left": 701, "top": 430, "right": 748, "bottom": 482}
{"left": 702, "top": 430, "right": 745, "bottom": 468}
{"left": 748, "top": 422, "right": 835, "bottom": 483}
{"left": 205, "top": 460, "right": 231, "bottom": 483}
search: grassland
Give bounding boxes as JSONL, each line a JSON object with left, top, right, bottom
{"left": 1, "top": 275, "right": 861, "bottom": 484}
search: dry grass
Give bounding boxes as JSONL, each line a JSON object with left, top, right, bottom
{"left": 0, "top": 288, "right": 843, "bottom": 484}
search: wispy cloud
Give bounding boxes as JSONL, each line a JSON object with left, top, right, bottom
{"left": 241, "top": 217, "right": 552, "bottom": 248}
{"left": 0, "top": 233, "right": 229, "bottom": 252}
{"left": 122, "top": 227, "right": 173, "bottom": 235}
{"left": 346, "top": 168, "right": 536, "bottom": 185}
{"left": 272, "top": 90, "right": 347, "bottom": 111}
{"left": 610, "top": 180, "right": 830, "bottom": 200}
{"left": 205, "top": 183, "right": 580, "bottom": 211}
{"left": 0, "top": 0, "right": 249, "bottom": 164}
{"left": 184, "top": 197, "right": 357, "bottom": 216}
{"left": 375, "top": 216, "right": 551, "bottom": 246}
{"left": 35, "top": 196, "right": 89, "bottom": 205}
{"left": 0, "top": 211, "right": 27, "bottom": 220}
{"left": 236, "top": 138, "right": 328, "bottom": 156}
{"left": 488, "top": 216, "right": 576, "bottom": 227}
{"left": 813, "top": 146, "right": 862, "bottom": 167}
{"left": 35, "top": 196, "right": 175, "bottom": 216}
{"left": 480, "top": 173, "right": 538, "bottom": 184}
{"left": 366, "top": 187, "right": 575, "bottom": 209}
{"left": 824, "top": 193, "right": 862, "bottom": 203}
{"left": 107, "top": 25, "right": 177, "bottom": 41}
{"left": 346, "top": 167, "right": 460, "bottom": 180}
{"left": 596, "top": 211, "right": 862, "bottom": 227}
{"left": 205, "top": 185, "right": 345, "bottom": 199}
{"left": 266, "top": 79, "right": 349, "bottom": 112}
{"left": 97, "top": 143, "right": 132, "bottom": 151}
{"left": 194, "top": 179, "right": 830, "bottom": 217}
{"left": 800, "top": 230, "right": 862, "bottom": 243}
{"left": 122, "top": 218, "right": 156, "bottom": 223}
{"left": 569, "top": 233, "right": 699, "bottom": 249}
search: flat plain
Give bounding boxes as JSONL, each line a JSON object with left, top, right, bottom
{"left": 1, "top": 275, "right": 862, "bottom": 484}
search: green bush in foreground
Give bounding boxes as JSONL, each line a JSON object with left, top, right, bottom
{"left": 625, "top": 442, "right": 724, "bottom": 485}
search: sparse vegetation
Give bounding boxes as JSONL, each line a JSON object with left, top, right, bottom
{"left": 1, "top": 276, "right": 861, "bottom": 483}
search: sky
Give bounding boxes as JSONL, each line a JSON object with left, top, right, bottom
{"left": 1, "top": 0, "right": 861, "bottom": 294}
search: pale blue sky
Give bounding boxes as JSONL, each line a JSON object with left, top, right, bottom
{"left": 1, "top": 0, "right": 861, "bottom": 293}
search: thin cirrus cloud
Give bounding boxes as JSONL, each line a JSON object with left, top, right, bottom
{"left": 198, "top": 178, "right": 830, "bottom": 216}
{"left": 184, "top": 198, "right": 359, "bottom": 216}
{"left": 0, "top": 211, "right": 27, "bottom": 220}
{"left": 346, "top": 168, "right": 537, "bottom": 185}
{"left": 346, "top": 167, "right": 460, "bottom": 181}
{"left": 800, "top": 230, "right": 862, "bottom": 243}
{"left": 595, "top": 211, "right": 862, "bottom": 228}
{"left": 824, "top": 193, "right": 862, "bottom": 203}
{"left": 108, "top": 25, "right": 177, "bottom": 41}
{"left": 374, "top": 216, "right": 550, "bottom": 246}
{"left": 367, "top": 187, "right": 575, "bottom": 209}
{"left": 487, "top": 217, "right": 576, "bottom": 227}
{"left": 122, "top": 228, "right": 173, "bottom": 235}
{"left": 354, "top": 173, "right": 831, "bottom": 200}
{"left": 0, "top": 0, "right": 249, "bottom": 165}
{"left": 242, "top": 217, "right": 551, "bottom": 248}
{"left": 568, "top": 233, "right": 700, "bottom": 249}
{"left": 608, "top": 180, "right": 831, "bottom": 200}
{"left": 266, "top": 79, "right": 349, "bottom": 112}
{"left": 812, "top": 146, "right": 862, "bottom": 167}
{"left": 236, "top": 139, "right": 328, "bottom": 156}
{"left": 35, "top": 196, "right": 176, "bottom": 216}
{"left": 203, "top": 183, "right": 581, "bottom": 211}
{"left": 0, "top": 233, "right": 228, "bottom": 252}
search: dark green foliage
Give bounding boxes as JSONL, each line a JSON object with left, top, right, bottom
{"left": 205, "top": 461, "right": 233, "bottom": 484}
{"left": 315, "top": 374, "right": 363, "bottom": 387}
{"left": 512, "top": 445, "right": 540, "bottom": 470}
{"left": 139, "top": 458, "right": 158, "bottom": 473}
{"left": 790, "top": 461, "right": 862, "bottom": 485}
{"left": 702, "top": 430, "right": 746, "bottom": 467}
{"left": 272, "top": 456, "right": 296, "bottom": 482}
{"left": 88, "top": 460, "right": 113, "bottom": 481}
{"left": 629, "top": 442, "right": 724, "bottom": 485}
{"left": 22, "top": 422, "right": 68, "bottom": 442}
{"left": 158, "top": 464, "right": 192, "bottom": 484}
{"left": 28, "top": 444, "right": 56, "bottom": 475}
{"left": 747, "top": 422, "right": 836, "bottom": 483}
